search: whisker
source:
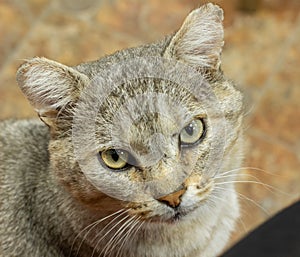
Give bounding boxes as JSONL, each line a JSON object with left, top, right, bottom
{"left": 236, "top": 191, "right": 271, "bottom": 216}
{"left": 91, "top": 210, "right": 129, "bottom": 246}
{"left": 117, "top": 219, "right": 145, "bottom": 257}
{"left": 111, "top": 221, "right": 137, "bottom": 257}
{"left": 73, "top": 220, "right": 102, "bottom": 257}
{"left": 110, "top": 217, "right": 140, "bottom": 257}
{"left": 102, "top": 215, "right": 137, "bottom": 257}
{"left": 215, "top": 173, "right": 275, "bottom": 192}
{"left": 215, "top": 173, "right": 262, "bottom": 182}
{"left": 208, "top": 192, "right": 248, "bottom": 233}
{"left": 92, "top": 213, "right": 130, "bottom": 257}
{"left": 218, "top": 167, "right": 283, "bottom": 177}
{"left": 214, "top": 186, "right": 271, "bottom": 216}
{"left": 69, "top": 208, "right": 126, "bottom": 257}
{"left": 210, "top": 187, "right": 269, "bottom": 236}
{"left": 215, "top": 180, "right": 292, "bottom": 197}
{"left": 235, "top": 212, "right": 248, "bottom": 234}
{"left": 243, "top": 103, "right": 255, "bottom": 118}
{"left": 115, "top": 218, "right": 142, "bottom": 257}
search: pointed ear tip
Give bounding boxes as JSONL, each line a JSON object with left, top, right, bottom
{"left": 17, "top": 56, "right": 51, "bottom": 68}
{"left": 194, "top": 3, "right": 224, "bottom": 21}
{"left": 17, "top": 57, "right": 39, "bottom": 73}
{"left": 16, "top": 57, "right": 50, "bottom": 84}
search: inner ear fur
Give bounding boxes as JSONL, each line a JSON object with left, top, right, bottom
{"left": 164, "top": 3, "right": 224, "bottom": 71}
{"left": 16, "top": 57, "right": 89, "bottom": 126}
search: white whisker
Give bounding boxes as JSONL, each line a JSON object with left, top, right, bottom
{"left": 117, "top": 219, "right": 145, "bottom": 257}
{"left": 115, "top": 218, "right": 142, "bottom": 257}
{"left": 69, "top": 208, "right": 126, "bottom": 257}
{"left": 92, "top": 213, "right": 130, "bottom": 257}
{"left": 215, "top": 180, "right": 291, "bottom": 196}
{"left": 215, "top": 173, "right": 260, "bottom": 181}
{"left": 218, "top": 167, "right": 282, "bottom": 177}
{"left": 102, "top": 215, "right": 137, "bottom": 257}
{"left": 208, "top": 192, "right": 247, "bottom": 234}
{"left": 214, "top": 186, "right": 271, "bottom": 216}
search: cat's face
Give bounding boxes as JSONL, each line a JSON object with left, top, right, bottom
{"left": 101, "top": 89, "right": 211, "bottom": 223}
{"left": 17, "top": 4, "right": 243, "bottom": 224}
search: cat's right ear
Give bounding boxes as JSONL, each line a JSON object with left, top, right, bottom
{"left": 16, "top": 57, "right": 89, "bottom": 126}
{"left": 163, "top": 3, "right": 224, "bottom": 71}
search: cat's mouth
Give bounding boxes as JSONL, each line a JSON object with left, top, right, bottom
{"left": 146, "top": 206, "right": 197, "bottom": 224}
{"left": 168, "top": 211, "right": 186, "bottom": 223}
{"left": 170, "top": 205, "right": 201, "bottom": 223}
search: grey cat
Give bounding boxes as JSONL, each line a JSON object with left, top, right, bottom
{"left": 0, "top": 4, "right": 244, "bottom": 257}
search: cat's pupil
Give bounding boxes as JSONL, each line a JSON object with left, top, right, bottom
{"left": 111, "top": 150, "right": 120, "bottom": 162}
{"left": 185, "top": 123, "right": 194, "bottom": 136}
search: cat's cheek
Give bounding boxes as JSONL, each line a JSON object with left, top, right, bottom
{"left": 54, "top": 169, "right": 126, "bottom": 212}
{"left": 180, "top": 141, "right": 210, "bottom": 165}
{"left": 49, "top": 140, "right": 126, "bottom": 212}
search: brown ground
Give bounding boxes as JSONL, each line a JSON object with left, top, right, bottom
{"left": 0, "top": 0, "right": 299, "bottom": 253}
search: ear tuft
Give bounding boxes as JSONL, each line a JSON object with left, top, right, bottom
{"left": 16, "top": 57, "right": 89, "bottom": 116}
{"left": 164, "top": 3, "right": 224, "bottom": 70}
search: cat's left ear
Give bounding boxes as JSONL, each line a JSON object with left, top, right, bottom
{"left": 164, "top": 3, "right": 224, "bottom": 70}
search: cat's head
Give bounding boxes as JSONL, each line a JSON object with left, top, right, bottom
{"left": 16, "top": 4, "right": 243, "bottom": 223}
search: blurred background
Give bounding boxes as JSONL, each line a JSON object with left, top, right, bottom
{"left": 0, "top": 0, "right": 299, "bottom": 252}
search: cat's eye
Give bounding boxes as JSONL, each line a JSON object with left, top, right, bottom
{"left": 180, "top": 118, "right": 205, "bottom": 146}
{"left": 100, "top": 149, "right": 130, "bottom": 170}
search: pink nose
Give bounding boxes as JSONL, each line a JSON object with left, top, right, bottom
{"left": 157, "top": 188, "right": 187, "bottom": 208}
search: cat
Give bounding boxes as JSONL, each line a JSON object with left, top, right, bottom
{"left": 0, "top": 3, "right": 244, "bottom": 257}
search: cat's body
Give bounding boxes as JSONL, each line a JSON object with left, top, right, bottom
{"left": 0, "top": 4, "right": 244, "bottom": 257}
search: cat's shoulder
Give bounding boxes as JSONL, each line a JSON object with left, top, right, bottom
{"left": 0, "top": 119, "right": 49, "bottom": 143}
{"left": 0, "top": 119, "right": 50, "bottom": 167}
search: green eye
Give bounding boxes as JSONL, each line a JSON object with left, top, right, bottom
{"left": 180, "top": 118, "right": 205, "bottom": 146}
{"left": 100, "top": 149, "right": 129, "bottom": 170}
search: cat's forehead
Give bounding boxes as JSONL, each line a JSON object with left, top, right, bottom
{"left": 94, "top": 79, "right": 205, "bottom": 147}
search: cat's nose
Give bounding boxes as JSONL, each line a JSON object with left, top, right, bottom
{"left": 157, "top": 187, "right": 186, "bottom": 208}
